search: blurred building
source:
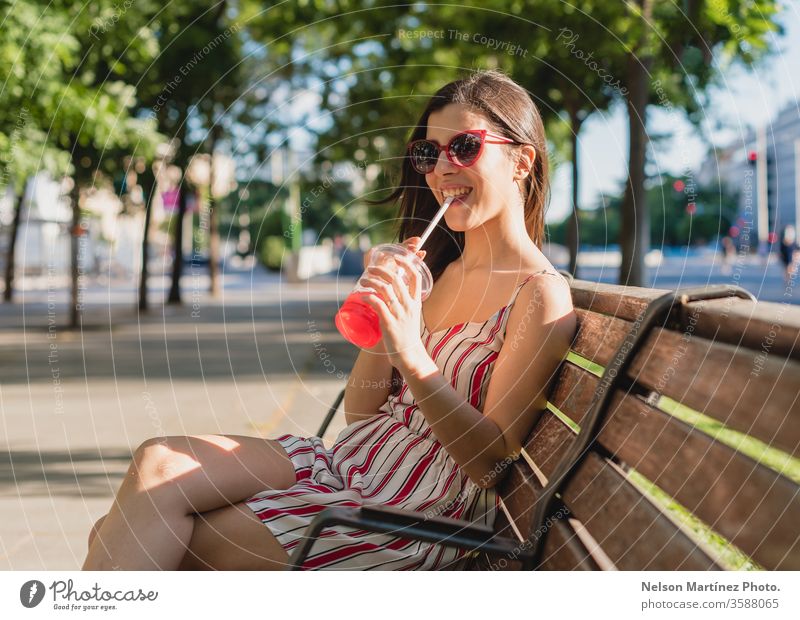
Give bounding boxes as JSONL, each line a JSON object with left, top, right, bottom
{"left": 698, "top": 103, "right": 800, "bottom": 252}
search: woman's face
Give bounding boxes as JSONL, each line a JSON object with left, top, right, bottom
{"left": 424, "top": 103, "right": 523, "bottom": 231}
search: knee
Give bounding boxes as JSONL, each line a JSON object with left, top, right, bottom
{"left": 131, "top": 436, "right": 193, "bottom": 488}
{"left": 88, "top": 515, "right": 107, "bottom": 549}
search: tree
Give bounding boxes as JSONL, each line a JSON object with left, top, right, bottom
{"left": 242, "top": 0, "right": 617, "bottom": 272}
{"left": 497, "top": 3, "right": 621, "bottom": 276}
{"left": 3, "top": 0, "right": 161, "bottom": 327}
{"left": 1, "top": 1, "right": 72, "bottom": 302}
{"left": 247, "top": 0, "right": 782, "bottom": 289}
{"left": 12, "top": 1, "right": 164, "bottom": 326}
{"left": 136, "top": 1, "right": 245, "bottom": 304}
{"left": 611, "top": 0, "right": 782, "bottom": 285}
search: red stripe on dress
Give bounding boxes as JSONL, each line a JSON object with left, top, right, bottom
{"left": 468, "top": 350, "right": 498, "bottom": 408}
{"left": 449, "top": 308, "right": 507, "bottom": 389}
{"left": 362, "top": 431, "right": 433, "bottom": 499}
{"left": 413, "top": 464, "right": 463, "bottom": 512}
{"left": 389, "top": 440, "right": 443, "bottom": 504}
{"left": 343, "top": 421, "right": 406, "bottom": 486}
{"left": 285, "top": 445, "right": 315, "bottom": 458}
{"left": 331, "top": 416, "right": 387, "bottom": 461}
{"left": 403, "top": 403, "right": 418, "bottom": 427}
{"left": 255, "top": 497, "right": 360, "bottom": 522}
{"left": 462, "top": 274, "right": 538, "bottom": 405}
{"left": 430, "top": 323, "right": 468, "bottom": 360}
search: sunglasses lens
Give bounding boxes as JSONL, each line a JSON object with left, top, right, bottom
{"left": 409, "top": 141, "right": 438, "bottom": 173}
{"left": 449, "top": 133, "right": 483, "bottom": 166}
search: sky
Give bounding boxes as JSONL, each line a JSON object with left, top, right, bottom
{"left": 545, "top": 3, "right": 800, "bottom": 224}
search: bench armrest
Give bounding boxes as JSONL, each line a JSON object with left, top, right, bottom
{"left": 285, "top": 504, "right": 532, "bottom": 570}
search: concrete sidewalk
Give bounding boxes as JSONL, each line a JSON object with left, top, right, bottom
{"left": 0, "top": 266, "right": 358, "bottom": 569}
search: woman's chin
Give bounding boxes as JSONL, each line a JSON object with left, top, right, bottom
{"left": 444, "top": 213, "right": 475, "bottom": 232}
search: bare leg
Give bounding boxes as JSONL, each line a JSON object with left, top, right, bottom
{"left": 178, "top": 502, "right": 289, "bottom": 570}
{"left": 83, "top": 434, "right": 296, "bottom": 570}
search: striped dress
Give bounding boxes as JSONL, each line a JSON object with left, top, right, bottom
{"left": 243, "top": 270, "right": 558, "bottom": 570}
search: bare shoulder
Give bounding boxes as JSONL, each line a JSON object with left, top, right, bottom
{"left": 513, "top": 271, "right": 574, "bottom": 324}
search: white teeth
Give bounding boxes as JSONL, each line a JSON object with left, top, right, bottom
{"left": 441, "top": 187, "right": 472, "bottom": 198}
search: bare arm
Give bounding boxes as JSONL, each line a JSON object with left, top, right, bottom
{"left": 343, "top": 339, "right": 396, "bottom": 427}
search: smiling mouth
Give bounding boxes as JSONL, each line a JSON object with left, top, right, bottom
{"left": 440, "top": 187, "right": 473, "bottom": 202}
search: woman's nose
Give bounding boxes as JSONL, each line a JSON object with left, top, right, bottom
{"left": 431, "top": 149, "right": 455, "bottom": 175}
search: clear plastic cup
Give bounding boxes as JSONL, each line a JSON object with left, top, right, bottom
{"left": 335, "top": 243, "right": 433, "bottom": 348}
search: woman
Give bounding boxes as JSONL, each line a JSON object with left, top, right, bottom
{"left": 83, "top": 69, "right": 577, "bottom": 571}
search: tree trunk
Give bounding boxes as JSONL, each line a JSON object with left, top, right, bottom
{"left": 567, "top": 111, "right": 582, "bottom": 278}
{"left": 208, "top": 188, "right": 219, "bottom": 296}
{"left": 69, "top": 177, "right": 82, "bottom": 328}
{"left": 619, "top": 1, "right": 653, "bottom": 287}
{"left": 167, "top": 176, "right": 189, "bottom": 304}
{"left": 3, "top": 179, "right": 27, "bottom": 303}
{"left": 207, "top": 136, "right": 220, "bottom": 297}
{"left": 138, "top": 164, "right": 156, "bottom": 311}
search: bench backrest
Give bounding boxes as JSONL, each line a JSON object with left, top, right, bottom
{"left": 472, "top": 279, "right": 800, "bottom": 570}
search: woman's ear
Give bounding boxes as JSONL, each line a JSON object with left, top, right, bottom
{"left": 513, "top": 145, "right": 536, "bottom": 181}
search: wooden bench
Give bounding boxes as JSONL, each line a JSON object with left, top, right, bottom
{"left": 287, "top": 277, "right": 800, "bottom": 570}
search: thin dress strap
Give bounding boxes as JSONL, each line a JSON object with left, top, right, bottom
{"left": 506, "top": 269, "right": 559, "bottom": 309}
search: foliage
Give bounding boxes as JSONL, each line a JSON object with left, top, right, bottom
{"left": 548, "top": 174, "right": 740, "bottom": 248}
{"left": 259, "top": 236, "right": 287, "bottom": 271}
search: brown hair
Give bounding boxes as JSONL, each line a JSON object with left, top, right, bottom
{"left": 369, "top": 69, "right": 550, "bottom": 283}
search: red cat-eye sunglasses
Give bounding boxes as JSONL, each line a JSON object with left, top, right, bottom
{"left": 407, "top": 129, "right": 521, "bottom": 174}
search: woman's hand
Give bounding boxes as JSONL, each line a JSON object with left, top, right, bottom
{"left": 359, "top": 237, "right": 428, "bottom": 369}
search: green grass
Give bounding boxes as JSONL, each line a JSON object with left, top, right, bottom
{"left": 552, "top": 351, "right": 800, "bottom": 570}
{"left": 567, "top": 350, "right": 604, "bottom": 377}
{"left": 658, "top": 396, "right": 800, "bottom": 485}
{"left": 545, "top": 401, "right": 581, "bottom": 434}
{"left": 626, "top": 469, "right": 761, "bottom": 570}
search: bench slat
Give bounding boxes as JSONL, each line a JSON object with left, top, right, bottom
{"left": 571, "top": 308, "right": 632, "bottom": 367}
{"left": 630, "top": 329, "right": 800, "bottom": 457}
{"left": 566, "top": 311, "right": 799, "bottom": 456}
{"left": 500, "top": 409, "right": 720, "bottom": 569}
{"left": 681, "top": 296, "right": 800, "bottom": 362}
{"left": 540, "top": 516, "right": 601, "bottom": 570}
{"left": 570, "top": 280, "right": 665, "bottom": 320}
{"left": 571, "top": 283, "right": 800, "bottom": 362}
{"left": 563, "top": 454, "right": 722, "bottom": 570}
{"left": 550, "top": 362, "right": 800, "bottom": 570}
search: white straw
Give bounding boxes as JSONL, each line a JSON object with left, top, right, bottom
{"left": 417, "top": 196, "right": 454, "bottom": 249}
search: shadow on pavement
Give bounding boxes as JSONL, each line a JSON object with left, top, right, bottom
{"left": 0, "top": 449, "right": 133, "bottom": 498}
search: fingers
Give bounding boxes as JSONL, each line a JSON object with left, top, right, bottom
{"left": 362, "top": 247, "right": 374, "bottom": 270}
{"left": 394, "top": 253, "right": 421, "bottom": 301}
{"left": 402, "top": 237, "right": 427, "bottom": 262}
{"left": 403, "top": 237, "right": 423, "bottom": 254}
{"left": 360, "top": 270, "right": 400, "bottom": 306}
{"left": 359, "top": 290, "right": 389, "bottom": 324}
{"left": 364, "top": 265, "right": 405, "bottom": 303}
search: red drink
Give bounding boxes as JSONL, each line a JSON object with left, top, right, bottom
{"left": 335, "top": 292, "right": 381, "bottom": 348}
{"left": 335, "top": 242, "right": 433, "bottom": 349}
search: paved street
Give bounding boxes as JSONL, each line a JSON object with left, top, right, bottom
{"left": 0, "top": 264, "right": 358, "bottom": 569}
{"left": 575, "top": 248, "right": 799, "bottom": 304}
{"left": 0, "top": 250, "right": 796, "bottom": 570}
